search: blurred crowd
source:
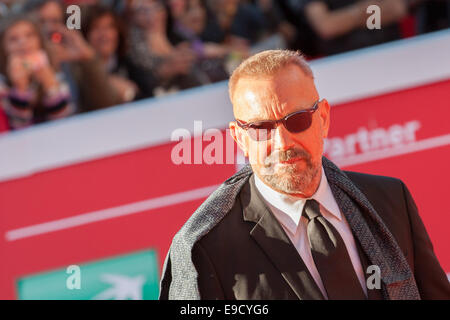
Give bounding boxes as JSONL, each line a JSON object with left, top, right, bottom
{"left": 0, "top": 0, "right": 448, "bottom": 132}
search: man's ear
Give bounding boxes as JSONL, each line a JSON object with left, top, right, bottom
{"left": 319, "top": 99, "right": 330, "bottom": 138}
{"left": 229, "top": 121, "right": 249, "bottom": 157}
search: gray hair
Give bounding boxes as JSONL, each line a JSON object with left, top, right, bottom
{"left": 228, "top": 50, "right": 314, "bottom": 103}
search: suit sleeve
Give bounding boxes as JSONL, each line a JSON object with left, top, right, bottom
{"left": 158, "top": 242, "right": 225, "bottom": 300}
{"left": 401, "top": 181, "right": 450, "bottom": 299}
{"left": 192, "top": 242, "right": 225, "bottom": 300}
{"left": 158, "top": 249, "right": 172, "bottom": 300}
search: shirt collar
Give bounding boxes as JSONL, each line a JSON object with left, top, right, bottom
{"left": 254, "top": 166, "right": 342, "bottom": 235}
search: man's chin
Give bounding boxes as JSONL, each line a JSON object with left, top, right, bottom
{"left": 272, "top": 163, "right": 307, "bottom": 176}
{"left": 262, "top": 171, "right": 305, "bottom": 189}
{"left": 264, "top": 178, "right": 308, "bottom": 196}
{"left": 258, "top": 161, "right": 304, "bottom": 175}
{"left": 258, "top": 164, "right": 320, "bottom": 195}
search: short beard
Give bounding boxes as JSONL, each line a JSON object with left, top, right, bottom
{"left": 259, "top": 148, "right": 320, "bottom": 195}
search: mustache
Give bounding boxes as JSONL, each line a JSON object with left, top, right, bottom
{"left": 264, "top": 148, "right": 312, "bottom": 165}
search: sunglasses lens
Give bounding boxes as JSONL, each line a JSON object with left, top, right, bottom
{"left": 248, "top": 122, "right": 274, "bottom": 141}
{"left": 285, "top": 112, "right": 312, "bottom": 133}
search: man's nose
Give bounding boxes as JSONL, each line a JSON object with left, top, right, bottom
{"left": 271, "top": 124, "right": 295, "bottom": 150}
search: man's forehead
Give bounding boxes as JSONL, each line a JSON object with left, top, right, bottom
{"left": 234, "top": 88, "right": 284, "bottom": 119}
{"left": 232, "top": 71, "right": 317, "bottom": 121}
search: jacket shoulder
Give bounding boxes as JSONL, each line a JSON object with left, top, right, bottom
{"left": 343, "top": 170, "right": 411, "bottom": 224}
{"left": 343, "top": 170, "right": 413, "bottom": 249}
{"left": 343, "top": 170, "right": 405, "bottom": 197}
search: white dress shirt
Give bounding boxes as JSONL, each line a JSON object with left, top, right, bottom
{"left": 254, "top": 167, "right": 368, "bottom": 299}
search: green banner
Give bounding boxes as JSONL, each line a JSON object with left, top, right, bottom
{"left": 17, "top": 249, "right": 160, "bottom": 300}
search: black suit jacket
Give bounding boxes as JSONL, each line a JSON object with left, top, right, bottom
{"left": 191, "top": 171, "right": 450, "bottom": 299}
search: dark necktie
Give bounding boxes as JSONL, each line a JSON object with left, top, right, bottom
{"left": 303, "top": 199, "right": 366, "bottom": 300}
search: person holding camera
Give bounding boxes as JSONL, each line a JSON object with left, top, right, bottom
{"left": 0, "top": 16, "right": 74, "bottom": 129}
{"left": 24, "top": 0, "right": 123, "bottom": 112}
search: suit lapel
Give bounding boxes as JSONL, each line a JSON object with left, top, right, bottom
{"left": 241, "top": 175, "right": 325, "bottom": 300}
{"left": 322, "top": 157, "right": 420, "bottom": 299}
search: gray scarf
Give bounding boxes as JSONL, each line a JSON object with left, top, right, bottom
{"left": 160, "top": 157, "right": 420, "bottom": 299}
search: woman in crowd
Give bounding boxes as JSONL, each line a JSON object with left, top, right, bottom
{"left": 205, "top": 0, "right": 265, "bottom": 45}
{"left": 24, "top": 0, "right": 123, "bottom": 112}
{"left": 126, "top": 0, "right": 205, "bottom": 97}
{"left": 167, "top": 0, "right": 229, "bottom": 82}
{"left": 0, "top": 15, "right": 75, "bottom": 130}
{"left": 82, "top": 5, "right": 140, "bottom": 103}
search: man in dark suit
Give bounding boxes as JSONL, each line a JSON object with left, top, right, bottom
{"left": 160, "top": 50, "right": 450, "bottom": 300}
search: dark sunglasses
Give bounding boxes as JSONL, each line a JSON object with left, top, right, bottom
{"left": 236, "top": 100, "right": 319, "bottom": 141}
